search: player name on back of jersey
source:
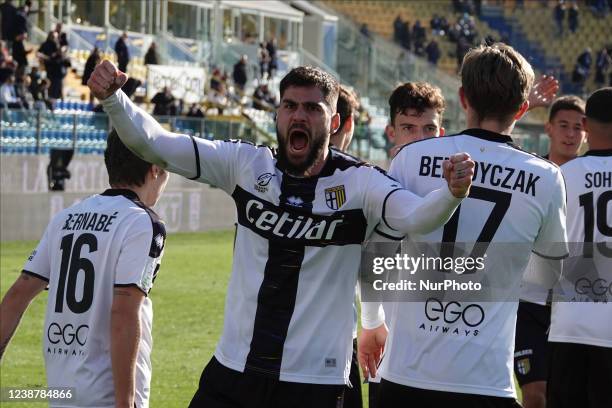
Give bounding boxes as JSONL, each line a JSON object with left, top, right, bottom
{"left": 584, "top": 171, "right": 611, "bottom": 188}
{"left": 419, "top": 156, "right": 541, "bottom": 196}
{"left": 61, "top": 211, "right": 118, "bottom": 232}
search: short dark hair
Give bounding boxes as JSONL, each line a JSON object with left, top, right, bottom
{"left": 461, "top": 43, "right": 534, "bottom": 123}
{"left": 335, "top": 85, "right": 359, "bottom": 134}
{"left": 279, "top": 66, "right": 340, "bottom": 110}
{"left": 104, "top": 129, "right": 152, "bottom": 187}
{"left": 586, "top": 87, "right": 612, "bottom": 123}
{"left": 388, "top": 82, "right": 446, "bottom": 125}
{"left": 548, "top": 95, "right": 585, "bottom": 122}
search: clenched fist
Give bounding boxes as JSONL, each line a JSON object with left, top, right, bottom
{"left": 443, "top": 153, "right": 475, "bottom": 198}
{"left": 87, "top": 60, "right": 128, "bottom": 101}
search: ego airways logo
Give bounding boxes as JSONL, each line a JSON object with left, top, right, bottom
{"left": 575, "top": 278, "right": 612, "bottom": 297}
{"left": 424, "top": 298, "right": 485, "bottom": 327}
{"left": 47, "top": 322, "right": 89, "bottom": 346}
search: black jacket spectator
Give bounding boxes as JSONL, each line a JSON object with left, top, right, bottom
{"left": 82, "top": 47, "right": 100, "bottom": 85}
{"left": 393, "top": 15, "right": 404, "bottom": 44}
{"left": 266, "top": 39, "right": 278, "bottom": 77}
{"left": 114, "top": 33, "right": 130, "bottom": 72}
{"left": 568, "top": 4, "right": 579, "bottom": 33}
{"left": 253, "top": 84, "right": 276, "bottom": 111}
{"left": 144, "top": 42, "right": 159, "bottom": 65}
{"left": 12, "top": 34, "right": 29, "bottom": 67}
{"left": 232, "top": 56, "right": 248, "bottom": 91}
{"left": 151, "top": 87, "right": 175, "bottom": 116}
{"left": 38, "top": 32, "right": 66, "bottom": 99}
{"left": 13, "top": 6, "right": 28, "bottom": 38}
{"left": 0, "top": 0, "right": 17, "bottom": 41}
{"left": 426, "top": 40, "right": 441, "bottom": 66}
{"left": 186, "top": 103, "right": 204, "bottom": 118}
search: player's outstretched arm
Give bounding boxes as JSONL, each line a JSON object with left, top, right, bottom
{"left": 383, "top": 153, "right": 474, "bottom": 235}
{"left": 0, "top": 273, "right": 47, "bottom": 360}
{"left": 88, "top": 60, "right": 197, "bottom": 179}
{"left": 110, "top": 286, "right": 145, "bottom": 408}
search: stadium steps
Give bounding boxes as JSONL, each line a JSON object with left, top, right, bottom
{"left": 500, "top": 2, "right": 611, "bottom": 94}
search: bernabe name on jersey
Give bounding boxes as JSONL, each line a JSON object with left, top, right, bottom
{"left": 62, "top": 211, "right": 119, "bottom": 232}
{"left": 419, "top": 156, "right": 541, "bottom": 197}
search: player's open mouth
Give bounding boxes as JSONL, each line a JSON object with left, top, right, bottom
{"left": 289, "top": 130, "right": 310, "bottom": 153}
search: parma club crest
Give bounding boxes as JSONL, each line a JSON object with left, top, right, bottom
{"left": 325, "top": 185, "right": 346, "bottom": 210}
{"left": 517, "top": 358, "right": 531, "bottom": 375}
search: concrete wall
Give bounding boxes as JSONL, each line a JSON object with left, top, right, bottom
{"left": 0, "top": 155, "right": 237, "bottom": 241}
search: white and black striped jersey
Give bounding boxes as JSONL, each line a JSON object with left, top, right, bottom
{"left": 373, "top": 129, "right": 567, "bottom": 398}
{"left": 101, "top": 90, "right": 464, "bottom": 385}
{"left": 23, "top": 189, "right": 166, "bottom": 408}
{"left": 549, "top": 149, "right": 612, "bottom": 348}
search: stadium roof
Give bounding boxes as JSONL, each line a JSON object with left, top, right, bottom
{"left": 219, "top": 1, "right": 304, "bottom": 21}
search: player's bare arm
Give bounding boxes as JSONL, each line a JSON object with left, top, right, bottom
{"left": 0, "top": 273, "right": 48, "bottom": 360}
{"left": 110, "top": 286, "right": 145, "bottom": 408}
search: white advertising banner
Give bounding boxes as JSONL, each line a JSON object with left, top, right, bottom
{"left": 146, "top": 65, "right": 206, "bottom": 104}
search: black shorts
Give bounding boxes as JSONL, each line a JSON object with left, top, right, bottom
{"left": 188, "top": 357, "right": 345, "bottom": 408}
{"left": 547, "top": 341, "right": 612, "bottom": 408}
{"left": 514, "top": 301, "right": 551, "bottom": 386}
{"left": 343, "top": 339, "right": 363, "bottom": 408}
{"left": 368, "top": 381, "right": 380, "bottom": 408}
{"left": 378, "top": 379, "right": 521, "bottom": 408}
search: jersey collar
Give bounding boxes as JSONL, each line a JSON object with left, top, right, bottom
{"left": 461, "top": 128, "right": 514, "bottom": 144}
{"left": 583, "top": 149, "right": 612, "bottom": 157}
{"left": 101, "top": 188, "right": 141, "bottom": 201}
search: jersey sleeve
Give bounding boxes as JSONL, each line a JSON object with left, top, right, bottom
{"left": 22, "top": 223, "right": 52, "bottom": 282}
{"left": 114, "top": 213, "right": 166, "bottom": 295}
{"left": 533, "top": 168, "right": 569, "bottom": 259}
{"left": 101, "top": 90, "right": 245, "bottom": 194}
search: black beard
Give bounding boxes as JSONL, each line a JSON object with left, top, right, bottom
{"left": 276, "top": 126, "right": 327, "bottom": 176}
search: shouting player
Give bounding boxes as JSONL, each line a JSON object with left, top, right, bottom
{"left": 87, "top": 60, "right": 474, "bottom": 408}
{"left": 0, "top": 131, "right": 169, "bottom": 408}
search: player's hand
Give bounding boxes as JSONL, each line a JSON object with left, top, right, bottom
{"left": 358, "top": 324, "right": 388, "bottom": 380}
{"left": 528, "top": 74, "right": 559, "bottom": 110}
{"left": 87, "top": 60, "right": 128, "bottom": 101}
{"left": 443, "top": 153, "right": 474, "bottom": 198}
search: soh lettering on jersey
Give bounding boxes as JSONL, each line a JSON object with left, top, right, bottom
{"left": 419, "top": 156, "right": 540, "bottom": 197}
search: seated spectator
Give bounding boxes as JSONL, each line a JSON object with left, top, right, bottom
{"left": 151, "top": 86, "right": 175, "bottom": 116}
{"left": 144, "top": 42, "right": 159, "bottom": 65}
{"left": 252, "top": 83, "right": 276, "bottom": 111}
{"left": 595, "top": 47, "right": 611, "bottom": 86}
{"left": 207, "top": 82, "right": 229, "bottom": 115}
{"left": 186, "top": 103, "right": 204, "bottom": 118}
{"left": 0, "top": 71, "right": 23, "bottom": 108}
{"left": 14, "top": 65, "right": 31, "bottom": 107}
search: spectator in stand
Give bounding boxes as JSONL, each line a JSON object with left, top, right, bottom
{"left": 30, "top": 72, "right": 52, "bottom": 110}
{"left": 453, "top": 0, "right": 463, "bottom": 14}
{"left": 425, "top": 39, "right": 441, "bottom": 66}
{"left": 54, "top": 23, "right": 68, "bottom": 52}
{"left": 266, "top": 38, "right": 278, "bottom": 78}
{"left": 359, "top": 23, "right": 371, "bottom": 38}
{"left": 568, "top": 1, "right": 579, "bottom": 33}
{"left": 144, "top": 42, "right": 159, "bottom": 65}
{"left": 38, "top": 31, "right": 66, "bottom": 100}
{"left": 11, "top": 32, "right": 31, "bottom": 67}
{"left": 252, "top": 83, "right": 276, "bottom": 111}
{"left": 0, "top": 0, "right": 17, "bottom": 43}
{"left": 232, "top": 55, "right": 248, "bottom": 93}
{"left": 439, "top": 16, "right": 449, "bottom": 36}
{"left": 393, "top": 14, "right": 404, "bottom": 44}
{"left": 114, "top": 31, "right": 130, "bottom": 73}
{"left": 401, "top": 21, "right": 412, "bottom": 51}
{"left": 14, "top": 65, "right": 31, "bottom": 107}
{"left": 456, "top": 36, "right": 470, "bottom": 72}
{"left": 186, "top": 103, "right": 204, "bottom": 118}
{"left": 595, "top": 47, "right": 611, "bottom": 87}
{"left": 0, "top": 71, "right": 22, "bottom": 108}
{"left": 13, "top": 2, "right": 29, "bottom": 39}
{"left": 151, "top": 86, "right": 175, "bottom": 116}
{"left": 257, "top": 42, "right": 269, "bottom": 79}
{"left": 572, "top": 48, "right": 592, "bottom": 91}
{"left": 412, "top": 20, "right": 426, "bottom": 46}
{"left": 207, "top": 82, "right": 229, "bottom": 115}
{"left": 554, "top": 1, "right": 566, "bottom": 35}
